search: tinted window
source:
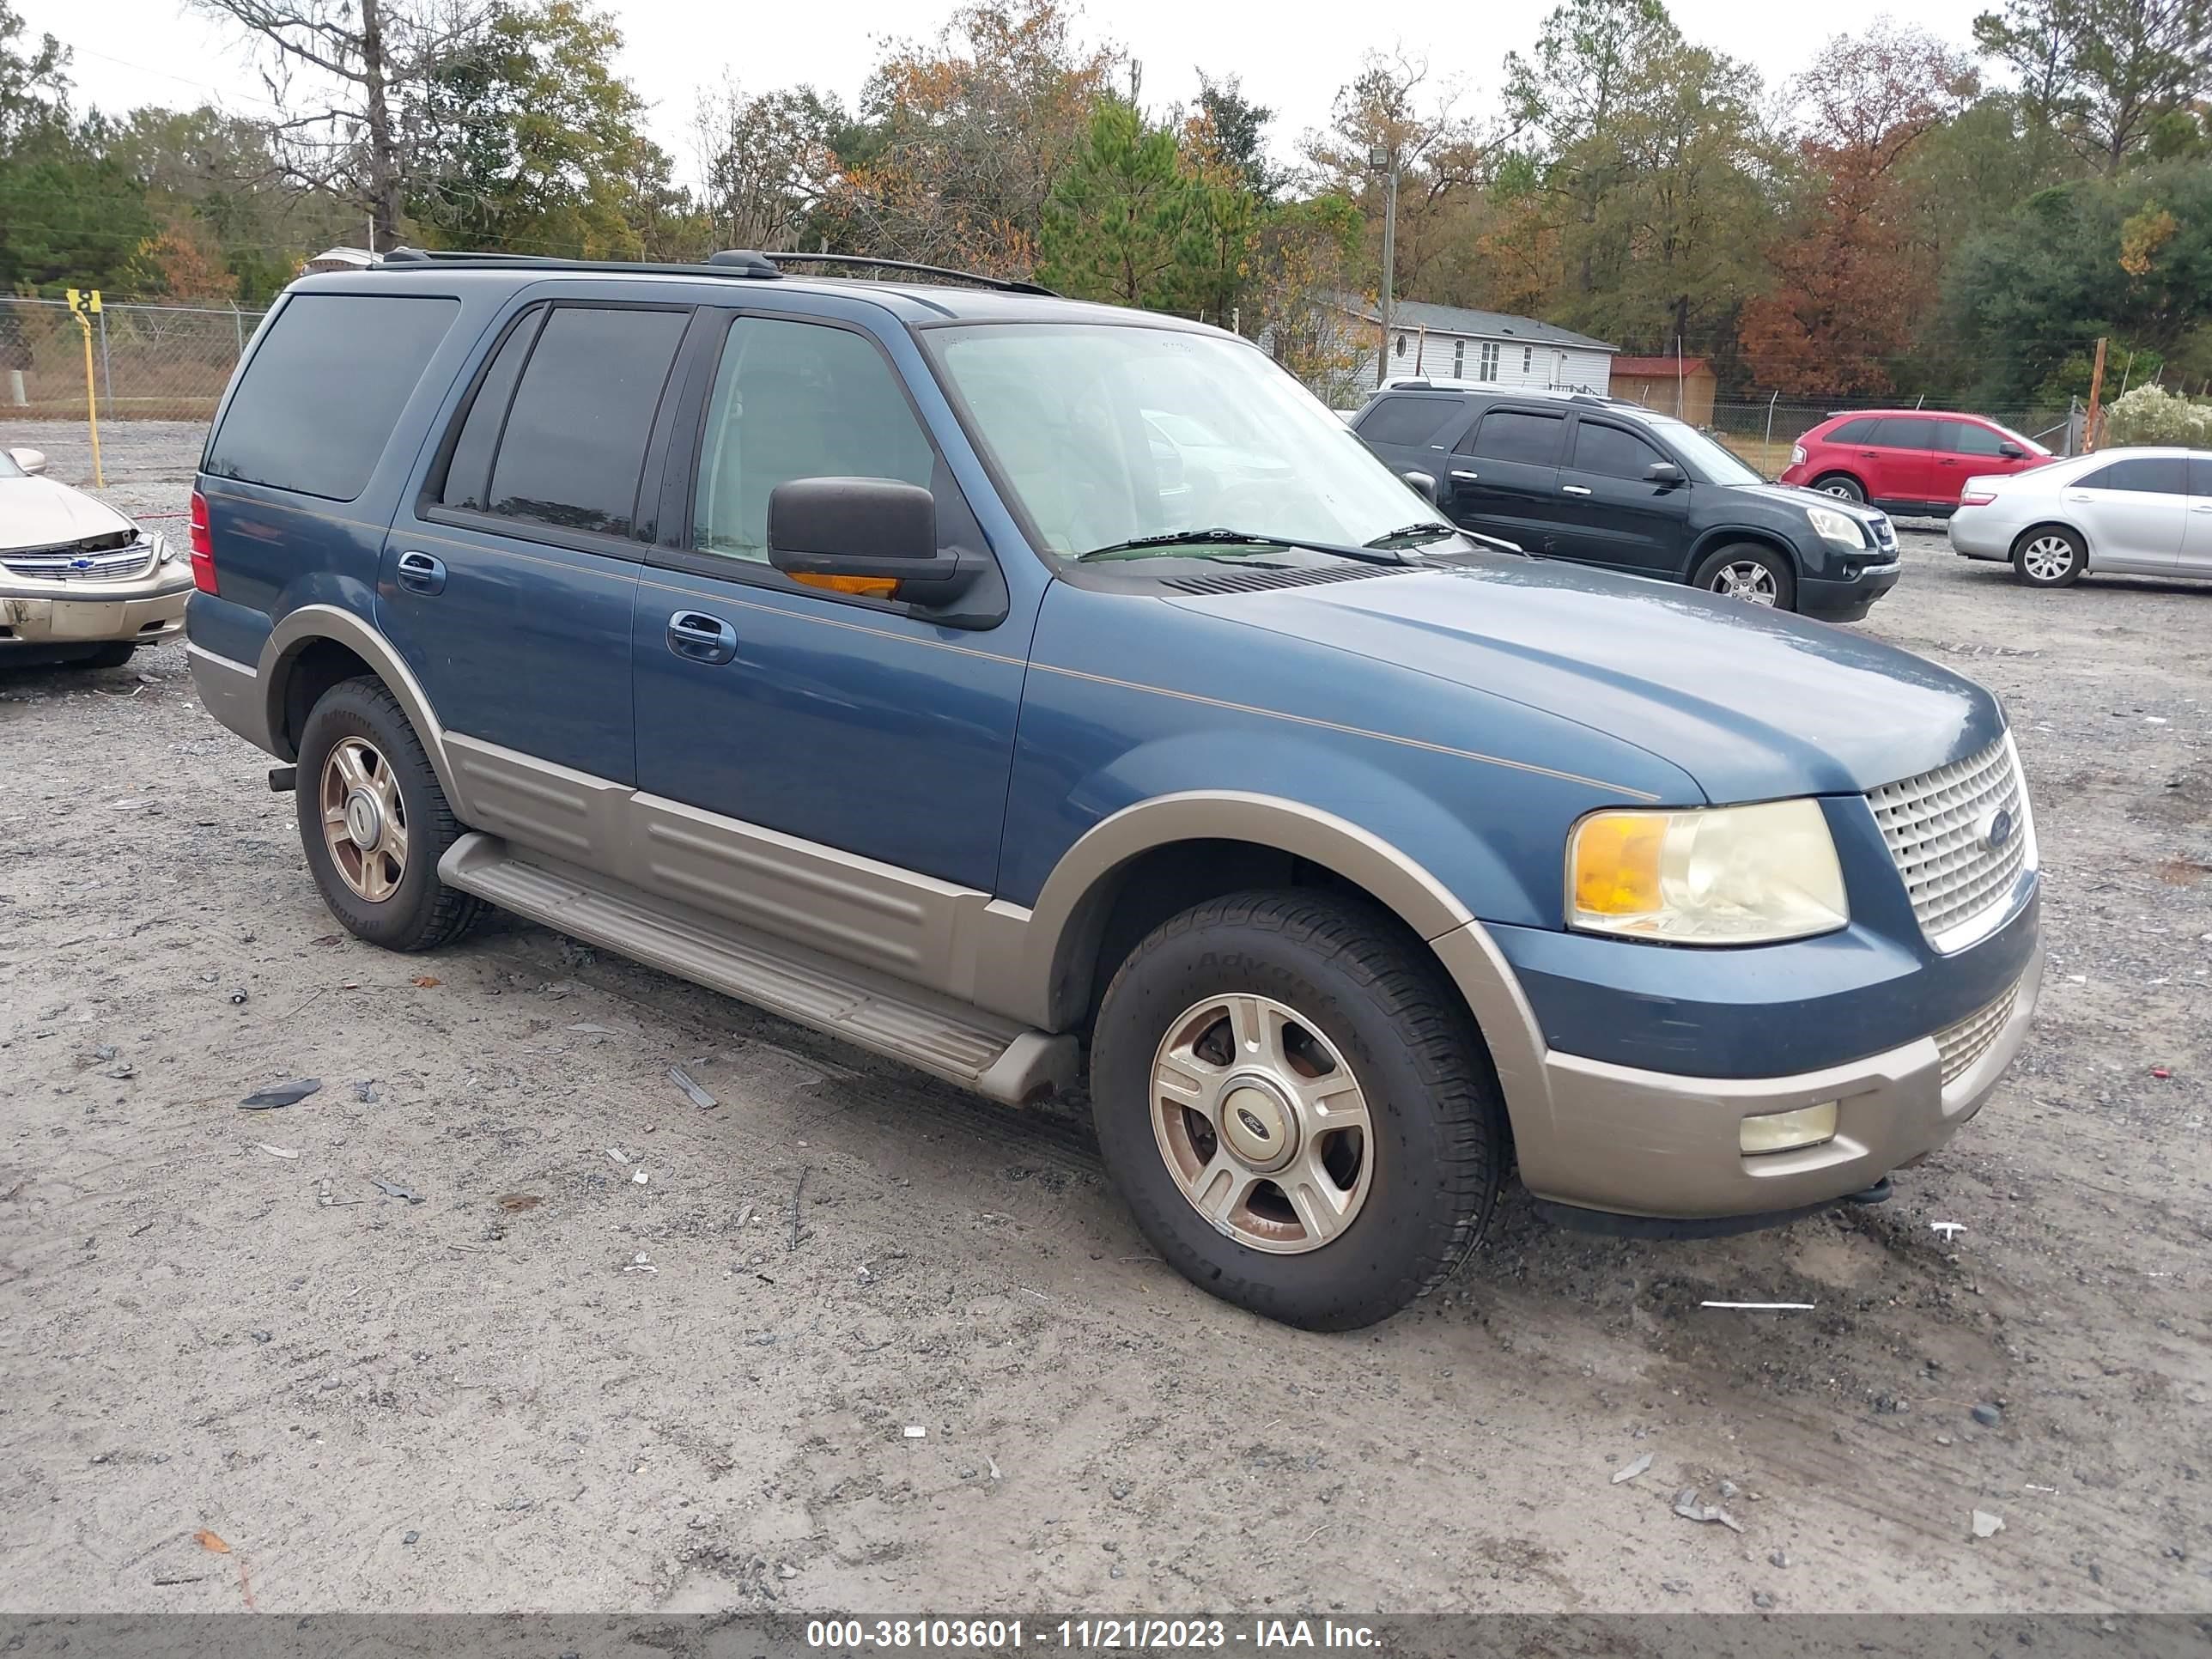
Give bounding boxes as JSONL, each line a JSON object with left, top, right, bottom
{"left": 484, "top": 306, "right": 688, "bottom": 538}
{"left": 1358, "top": 396, "right": 1455, "bottom": 447}
{"left": 1869, "top": 417, "right": 1938, "bottom": 451}
{"left": 1458, "top": 410, "right": 1565, "bottom": 466}
{"left": 1946, "top": 421, "right": 2008, "bottom": 457}
{"left": 694, "top": 318, "right": 936, "bottom": 562}
{"left": 1828, "top": 417, "right": 1878, "bottom": 444}
{"left": 1570, "top": 421, "right": 1665, "bottom": 479}
{"left": 2078, "top": 457, "right": 2189, "bottom": 495}
{"left": 440, "top": 307, "right": 545, "bottom": 511}
{"left": 206, "top": 293, "right": 459, "bottom": 501}
{"left": 2191, "top": 457, "right": 2212, "bottom": 498}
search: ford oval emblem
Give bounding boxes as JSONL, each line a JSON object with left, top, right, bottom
{"left": 1978, "top": 807, "right": 2014, "bottom": 851}
{"left": 1235, "top": 1107, "right": 1272, "bottom": 1142}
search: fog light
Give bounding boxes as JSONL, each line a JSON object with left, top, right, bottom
{"left": 1740, "top": 1101, "right": 1838, "bottom": 1155}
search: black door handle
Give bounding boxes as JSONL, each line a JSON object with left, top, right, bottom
{"left": 666, "top": 610, "right": 738, "bottom": 665}
{"left": 395, "top": 550, "right": 446, "bottom": 595}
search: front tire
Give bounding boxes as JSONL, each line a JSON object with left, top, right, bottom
{"left": 1090, "top": 890, "right": 1504, "bottom": 1331}
{"left": 67, "top": 642, "right": 137, "bottom": 669}
{"left": 1692, "top": 543, "right": 1797, "bottom": 611}
{"left": 295, "top": 677, "right": 484, "bottom": 951}
{"left": 1813, "top": 474, "right": 1865, "bottom": 503}
{"left": 2012, "top": 526, "right": 2084, "bottom": 587}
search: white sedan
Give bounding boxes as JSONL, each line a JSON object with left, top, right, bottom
{"left": 1949, "top": 445, "right": 2212, "bottom": 588}
{"left": 1, "top": 445, "right": 193, "bottom": 666}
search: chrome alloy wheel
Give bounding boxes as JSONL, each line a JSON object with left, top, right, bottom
{"left": 2020, "top": 533, "right": 2075, "bottom": 582}
{"left": 1150, "top": 994, "right": 1374, "bottom": 1254}
{"left": 1711, "top": 559, "right": 1780, "bottom": 604}
{"left": 319, "top": 735, "right": 409, "bottom": 902}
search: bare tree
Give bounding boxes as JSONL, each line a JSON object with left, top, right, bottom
{"left": 691, "top": 76, "right": 843, "bottom": 253}
{"left": 192, "top": 0, "right": 492, "bottom": 248}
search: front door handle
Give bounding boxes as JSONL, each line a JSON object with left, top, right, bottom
{"left": 666, "top": 610, "right": 738, "bottom": 666}
{"left": 395, "top": 550, "right": 446, "bottom": 595}
{"left": 1561, "top": 483, "right": 1594, "bottom": 496}
{"left": 1449, "top": 469, "right": 1480, "bottom": 483}
{"left": 2066, "top": 493, "right": 2093, "bottom": 502}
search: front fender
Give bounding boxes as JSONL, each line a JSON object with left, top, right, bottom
{"left": 257, "top": 603, "right": 461, "bottom": 805}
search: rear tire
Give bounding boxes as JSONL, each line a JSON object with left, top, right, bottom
{"left": 1692, "top": 543, "right": 1797, "bottom": 611}
{"left": 295, "top": 676, "right": 485, "bottom": 951}
{"left": 73, "top": 642, "right": 137, "bottom": 669}
{"left": 1813, "top": 474, "right": 1865, "bottom": 503}
{"left": 2011, "top": 526, "right": 2084, "bottom": 587}
{"left": 1089, "top": 890, "right": 1504, "bottom": 1331}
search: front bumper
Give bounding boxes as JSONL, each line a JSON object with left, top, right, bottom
{"left": 1799, "top": 556, "right": 1899, "bottom": 621}
{"left": 1432, "top": 908, "right": 2042, "bottom": 1224}
{"left": 0, "top": 562, "right": 193, "bottom": 649}
{"left": 1517, "top": 945, "right": 2040, "bottom": 1218}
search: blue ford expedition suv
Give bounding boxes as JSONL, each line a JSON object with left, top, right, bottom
{"left": 185, "top": 250, "right": 2042, "bottom": 1330}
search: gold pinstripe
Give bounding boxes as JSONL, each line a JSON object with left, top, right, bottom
{"left": 1027, "top": 660, "right": 1660, "bottom": 799}
{"left": 207, "top": 490, "right": 1657, "bottom": 799}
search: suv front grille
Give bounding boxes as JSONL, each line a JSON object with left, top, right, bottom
{"left": 1867, "top": 737, "right": 2032, "bottom": 952}
{"left": 1935, "top": 981, "right": 2018, "bottom": 1086}
{"left": 1, "top": 539, "right": 154, "bottom": 581}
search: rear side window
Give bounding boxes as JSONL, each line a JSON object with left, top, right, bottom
{"left": 440, "top": 307, "right": 546, "bottom": 512}
{"left": 2191, "top": 458, "right": 2212, "bottom": 497}
{"left": 482, "top": 306, "right": 688, "bottom": 538}
{"left": 1946, "top": 422, "right": 2008, "bottom": 457}
{"left": 206, "top": 293, "right": 459, "bottom": 501}
{"left": 1869, "top": 417, "right": 1937, "bottom": 450}
{"left": 1358, "top": 397, "right": 1455, "bottom": 447}
{"left": 1569, "top": 421, "right": 1664, "bottom": 479}
{"left": 2079, "top": 458, "right": 2188, "bottom": 494}
{"left": 1458, "top": 409, "right": 1565, "bottom": 466}
{"left": 1827, "top": 417, "right": 1877, "bottom": 444}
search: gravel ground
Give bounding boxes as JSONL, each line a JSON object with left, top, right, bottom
{"left": 3, "top": 421, "right": 2209, "bottom": 1615}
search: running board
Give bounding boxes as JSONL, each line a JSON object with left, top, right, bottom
{"left": 439, "top": 833, "right": 1078, "bottom": 1106}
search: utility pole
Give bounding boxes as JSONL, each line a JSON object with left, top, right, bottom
{"left": 1370, "top": 146, "right": 1397, "bottom": 388}
{"left": 2083, "top": 337, "right": 2108, "bottom": 452}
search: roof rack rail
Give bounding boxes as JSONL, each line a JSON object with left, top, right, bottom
{"left": 717, "top": 249, "right": 1058, "bottom": 296}
{"left": 364, "top": 244, "right": 1057, "bottom": 295}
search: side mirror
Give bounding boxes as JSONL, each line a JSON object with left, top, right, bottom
{"left": 9, "top": 447, "right": 47, "bottom": 477}
{"left": 1645, "top": 461, "right": 1684, "bottom": 485}
{"left": 767, "top": 477, "right": 981, "bottom": 605}
{"left": 1997, "top": 443, "right": 2025, "bottom": 459}
{"left": 1402, "top": 470, "right": 1437, "bottom": 503}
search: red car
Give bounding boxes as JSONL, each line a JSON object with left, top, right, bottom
{"left": 1780, "top": 410, "right": 2052, "bottom": 516}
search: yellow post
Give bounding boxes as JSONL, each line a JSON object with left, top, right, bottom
{"left": 65, "top": 288, "right": 105, "bottom": 489}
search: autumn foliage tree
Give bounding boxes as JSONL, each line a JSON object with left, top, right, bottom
{"left": 1738, "top": 25, "right": 1975, "bottom": 395}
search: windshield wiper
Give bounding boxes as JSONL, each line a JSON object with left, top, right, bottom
{"left": 1363, "top": 520, "right": 1460, "bottom": 549}
{"left": 1075, "top": 527, "right": 1411, "bottom": 565}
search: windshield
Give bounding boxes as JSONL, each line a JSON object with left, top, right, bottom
{"left": 932, "top": 323, "right": 1444, "bottom": 559}
{"left": 1641, "top": 416, "right": 1764, "bottom": 487}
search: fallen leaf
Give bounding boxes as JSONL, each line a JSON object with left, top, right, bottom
{"left": 310, "top": 935, "right": 341, "bottom": 947}
{"left": 239, "top": 1079, "right": 321, "bottom": 1110}
{"left": 255, "top": 1144, "right": 300, "bottom": 1160}
{"left": 194, "top": 1528, "right": 230, "bottom": 1554}
{"left": 496, "top": 1194, "right": 541, "bottom": 1212}
{"left": 411, "top": 975, "right": 441, "bottom": 989}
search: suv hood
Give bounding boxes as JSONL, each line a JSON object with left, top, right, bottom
{"left": 1167, "top": 558, "right": 2003, "bottom": 803}
{"left": 0, "top": 476, "right": 138, "bottom": 551}
{"left": 1728, "top": 480, "right": 1889, "bottom": 530}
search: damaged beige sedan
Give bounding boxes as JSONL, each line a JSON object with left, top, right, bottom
{"left": 0, "top": 445, "right": 191, "bottom": 667}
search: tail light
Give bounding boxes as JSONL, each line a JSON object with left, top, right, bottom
{"left": 188, "top": 489, "right": 217, "bottom": 595}
{"left": 1960, "top": 490, "right": 1996, "bottom": 507}
{"left": 1790, "top": 444, "right": 1807, "bottom": 466}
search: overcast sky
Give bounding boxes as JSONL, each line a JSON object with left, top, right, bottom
{"left": 21, "top": 0, "right": 1995, "bottom": 190}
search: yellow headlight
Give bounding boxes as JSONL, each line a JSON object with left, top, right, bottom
{"left": 1567, "top": 799, "right": 1849, "bottom": 945}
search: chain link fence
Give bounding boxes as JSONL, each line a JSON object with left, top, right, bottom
{"left": 0, "top": 296, "right": 266, "bottom": 425}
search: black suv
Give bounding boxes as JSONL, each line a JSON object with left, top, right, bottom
{"left": 1350, "top": 385, "right": 1901, "bottom": 621}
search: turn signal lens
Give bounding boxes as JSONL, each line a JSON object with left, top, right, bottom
{"left": 790, "top": 573, "right": 898, "bottom": 598}
{"left": 1567, "top": 799, "right": 1849, "bottom": 945}
{"left": 1740, "top": 1101, "right": 1838, "bottom": 1156}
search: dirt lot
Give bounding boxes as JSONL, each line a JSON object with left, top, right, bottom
{"left": 3, "top": 422, "right": 2209, "bottom": 1616}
